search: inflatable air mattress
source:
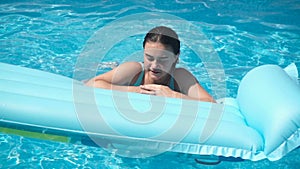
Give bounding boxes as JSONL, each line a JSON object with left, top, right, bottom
{"left": 0, "top": 62, "right": 299, "bottom": 161}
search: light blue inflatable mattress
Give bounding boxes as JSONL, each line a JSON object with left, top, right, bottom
{"left": 0, "top": 62, "right": 299, "bottom": 161}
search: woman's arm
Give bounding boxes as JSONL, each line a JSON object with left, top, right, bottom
{"left": 139, "top": 68, "right": 215, "bottom": 102}
{"left": 85, "top": 62, "right": 142, "bottom": 93}
{"left": 140, "top": 83, "right": 215, "bottom": 102}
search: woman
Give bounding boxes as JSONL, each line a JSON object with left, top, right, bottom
{"left": 85, "top": 26, "right": 215, "bottom": 102}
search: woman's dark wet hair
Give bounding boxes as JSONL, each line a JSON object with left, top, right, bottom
{"left": 143, "top": 26, "right": 180, "bottom": 55}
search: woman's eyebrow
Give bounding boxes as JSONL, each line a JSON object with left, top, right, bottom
{"left": 145, "top": 53, "right": 154, "bottom": 57}
{"left": 145, "top": 53, "right": 169, "bottom": 58}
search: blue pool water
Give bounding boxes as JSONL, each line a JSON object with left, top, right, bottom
{"left": 1, "top": 0, "right": 300, "bottom": 168}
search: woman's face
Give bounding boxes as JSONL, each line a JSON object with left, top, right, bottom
{"left": 143, "top": 42, "right": 178, "bottom": 82}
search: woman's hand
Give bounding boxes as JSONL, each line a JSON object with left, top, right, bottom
{"left": 139, "top": 84, "right": 176, "bottom": 98}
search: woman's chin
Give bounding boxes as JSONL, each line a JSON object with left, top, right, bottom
{"left": 149, "top": 72, "right": 162, "bottom": 80}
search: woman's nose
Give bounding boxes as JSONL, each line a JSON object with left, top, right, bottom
{"left": 151, "top": 59, "right": 160, "bottom": 68}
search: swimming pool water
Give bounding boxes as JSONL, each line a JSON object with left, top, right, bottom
{"left": 1, "top": 0, "right": 300, "bottom": 168}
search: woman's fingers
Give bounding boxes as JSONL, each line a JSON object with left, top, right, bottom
{"left": 140, "top": 84, "right": 174, "bottom": 97}
{"left": 140, "top": 90, "right": 156, "bottom": 95}
{"left": 140, "top": 84, "right": 158, "bottom": 90}
{"left": 140, "top": 85, "right": 158, "bottom": 95}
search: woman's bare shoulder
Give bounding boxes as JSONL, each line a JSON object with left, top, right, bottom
{"left": 173, "top": 68, "right": 198, "bottom": 92}
{"left": 174, "top": 67, "right": 194, "bottom": 77}
{"left": 117, "top": 62, "right": 142, "bottom": 71}
{"left": 113, "top": 61, "right": 142, "bottom": 77}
